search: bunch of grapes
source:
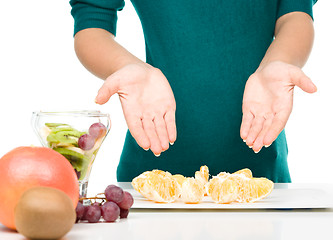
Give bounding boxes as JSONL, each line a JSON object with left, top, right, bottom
{"left": 75, "top": 185, "right": 134, "bottom": 223}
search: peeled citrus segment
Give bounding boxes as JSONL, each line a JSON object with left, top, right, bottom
{"left": 195, "top": 165, "right": 209, "bottom": 185}
{"left": 210, "top": 172, "right": 274, "bottom": 204}
{"left": 195, "top": 165, "right": 209, "bottom": 196}
{"left": 207, "top": 175, "right": 239, "bottom": 204}
{"left": 233, "top": 168, "right": 253, "bottom": 178}
{"left": 200, "top": 165, "right": 209, "bottom": 178}
{"left": 172, "top": 174, "right": 186, "bottom": 187}
{"left": 227, "top": 173, "right": 252, "bottom": 203}
{"left": 152, "top": 170, "right": 172, "bottom": 178}
{"left": 131, "top": 170, "right": 180, "bottom": 203}
{"left": 238, "top": 177, "right": 274, "bottom": 203}
{"left": 216, "top": 172, "right": 230, "bottom": 180}
{"left": 226, "top": 173, "right": 274, "bottom": 203}
{"left": 180, "top": 178, "right": 205, "bottom": 204}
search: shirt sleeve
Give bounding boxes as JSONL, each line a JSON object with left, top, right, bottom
{"left": 69, "top": 0, "right": 125, "bottom": 36}
{"left": 277, "top": 0, "right": 317, "bottom": 20}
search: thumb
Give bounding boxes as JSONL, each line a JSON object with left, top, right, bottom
{"left": 95, "top": 74, "right": 120, "bottom": 105}
{"left": 289, "top": 67, "right": 317, "bottom": 93}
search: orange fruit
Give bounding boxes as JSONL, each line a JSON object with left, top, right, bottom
{"left": 247, "top": 178, "right": 274, "bottom": 202}
{"left": 208, "top": 170, "right": 274, "bottom": 204}
{"left": 0, "top": 146, "right": 79, "bottom": 230}
{"left": 133, "top": 167, "right": 273, "bottom": 204}
{"left": 195, "top": 165, "right": 209, "bottom": 196}
{"left": 132, "top": 170, "right": 180, "bottom": 203}
{"left": 217, "top": 172, "right": 230, "bottom": 178}
{"left": 230, "top": 175, "right": 274, "bottom": 203}
{"left": 207, "top": 175, "right": 239, "bottom": 203}
{"left": 195, "top": 165, "right": 209, "bottom": 185}
{"left": 180, "top": 178, "right": 205, "bottom": 204}
{"left": 233, "top": 168, "right": 252, "bottom": 178}
{"left": 172, "top": 174, "right": 186, "bottom": 187}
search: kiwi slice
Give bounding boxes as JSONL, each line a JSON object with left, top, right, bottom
{"left": 53, "top": 148, "right": 89, "bottom": 174}
{"left": 75, "top": 160, "right": 90, "bottom": 181}
{"left": 45, "top": 123, "right": 85, "bottom": 135}
{"left": 50, "top": 127, "right": 81, "bottom": 134}
{"left": 47, "top": 132, "right": 79, "bottom": 146}
{"left": 53, "top": 130, "right": 84, "bottom": 138}
{"left": 45, "top": 123, "right": 69, "bottom": 128}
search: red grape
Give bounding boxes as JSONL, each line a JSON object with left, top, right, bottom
{"left": 75, "top": 202, "right": 85, "bottom": 223}
{"left": 89, "top": 123, "right": 107, "bottom": 139}
{"left": 101, "top": 202, "right": 120, "bottom": 222}
{"left": 105, "top": 185, "right": 124, "bottom": 203}
{"left": 117, "top": 191, "right": 134, "bottom": 209}
{"left": 119, "top": 208, "right": 129, "bottom": 219}
{"left": 85, "top": 205, "right": 102, "bottom": 223}
{"left": 81, "top": 205, "right": 88, "bottom": 220}
{"left": 78, "top": 134, "right": 95, "bottom": 150}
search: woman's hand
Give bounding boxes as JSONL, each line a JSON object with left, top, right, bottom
{"left": 95, "top": 63, "right": 177, "bottom": 156}
{"left": 240, "top": 61, "right": 317, "bottom": 153}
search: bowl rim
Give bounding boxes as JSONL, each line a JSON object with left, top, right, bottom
{"left": 32, "top": 110, "right": 110, "bottom": 118}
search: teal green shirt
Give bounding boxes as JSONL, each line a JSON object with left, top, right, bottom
{"left": 70, "top": 0, "right": 316, "bottom": 183}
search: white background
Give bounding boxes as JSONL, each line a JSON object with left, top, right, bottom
{"left": 0, "top": 1, "right": 332, "bottom": 188}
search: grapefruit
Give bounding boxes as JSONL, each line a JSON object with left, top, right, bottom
{"left": 0, "top": 146, "right": 79, "bottom": 230}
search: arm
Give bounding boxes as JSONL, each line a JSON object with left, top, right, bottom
{"left": 240, "top": 12, "right": 317, "bottom": 153}
{"left": 74, "top": 28, "right": 177, "bottom": 156}
{"left": 74, "top": 28, "right": 141, "bottom": 79}
{"left": 260, "top": 12, "right": 314, "bottom": 68}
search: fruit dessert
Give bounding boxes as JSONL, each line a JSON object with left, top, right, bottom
{"left": 42, "top": 122, "right": 107, "bottom": 181}
{"left": 132, "top": 166, "right": 274, "bottom": 204}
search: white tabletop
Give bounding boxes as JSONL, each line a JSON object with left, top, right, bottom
{"left": 1, "top": 208, "right": 333, "bottom": 240}
{"left": 1, "top": 183, "right": 333, "bottom": 240}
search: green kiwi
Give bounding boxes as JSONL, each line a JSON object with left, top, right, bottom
{"left": 14, "top": 187, "right": 76, "bottom": 240}
{"left": 49, "top": 127, "right": 77, "bottom": 134}
{"left": 47, "top": 129, "right": 86, "bottom": 145}
{"left": 46, "top": 124, "right": 86, "bottom": 148}
{"left": 53, "top": 148, "right": 89, "bottom": 176}
{"left": 47, "top": 133, "right": 78, "bottom": 146}
{"left": 45, "top": 123, "right": 69, "bottom": 128}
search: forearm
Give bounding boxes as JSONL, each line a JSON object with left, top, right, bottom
{"left": 259, "top": 12, "right": 314, "bottom": 69}
{"left": 74, "top": 28, "right": 144, "bottom": 80}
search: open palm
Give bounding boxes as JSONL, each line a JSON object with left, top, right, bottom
{"left": 241, "top": 61, "right": 317, "bottom": 153}
{"left": 95, "top": 63, "right": 176, "bottom": 156}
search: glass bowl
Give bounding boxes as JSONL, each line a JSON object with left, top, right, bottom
{"left": 31, "top": 110, "right": 111, "bottom": 200}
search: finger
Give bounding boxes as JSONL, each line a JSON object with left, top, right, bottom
{"left": 263, "top": 111, "right": 289, "bottom": 146}
{"left": 289, "top": 67, "right": 317, "bottom": 93}
{"left": 164, "top": 110, "right": 177, "bottom": 144}
{"left": 142, "top": 118, "right": 162, "bottom": 156}
{"left": 245, "top": 116, "right": 265, "bottom": 147}
{"left": 153, "top": 116, "right": 170, "bottom": 151}
{"left": 95, "top": 74, "right": 120, "bottom": 105}
{"left": 240, "top": 111, "right": 254, "bottom": 141}
{"left": 252, "top": 114, "right": 274, "bottom": 153}
{"left": 126, "top": 115, "right": 150, "bottom": 150}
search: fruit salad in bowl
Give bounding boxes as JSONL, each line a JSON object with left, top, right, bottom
{"left": 31, "top": 111, "right": 111, "bottom": 199}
